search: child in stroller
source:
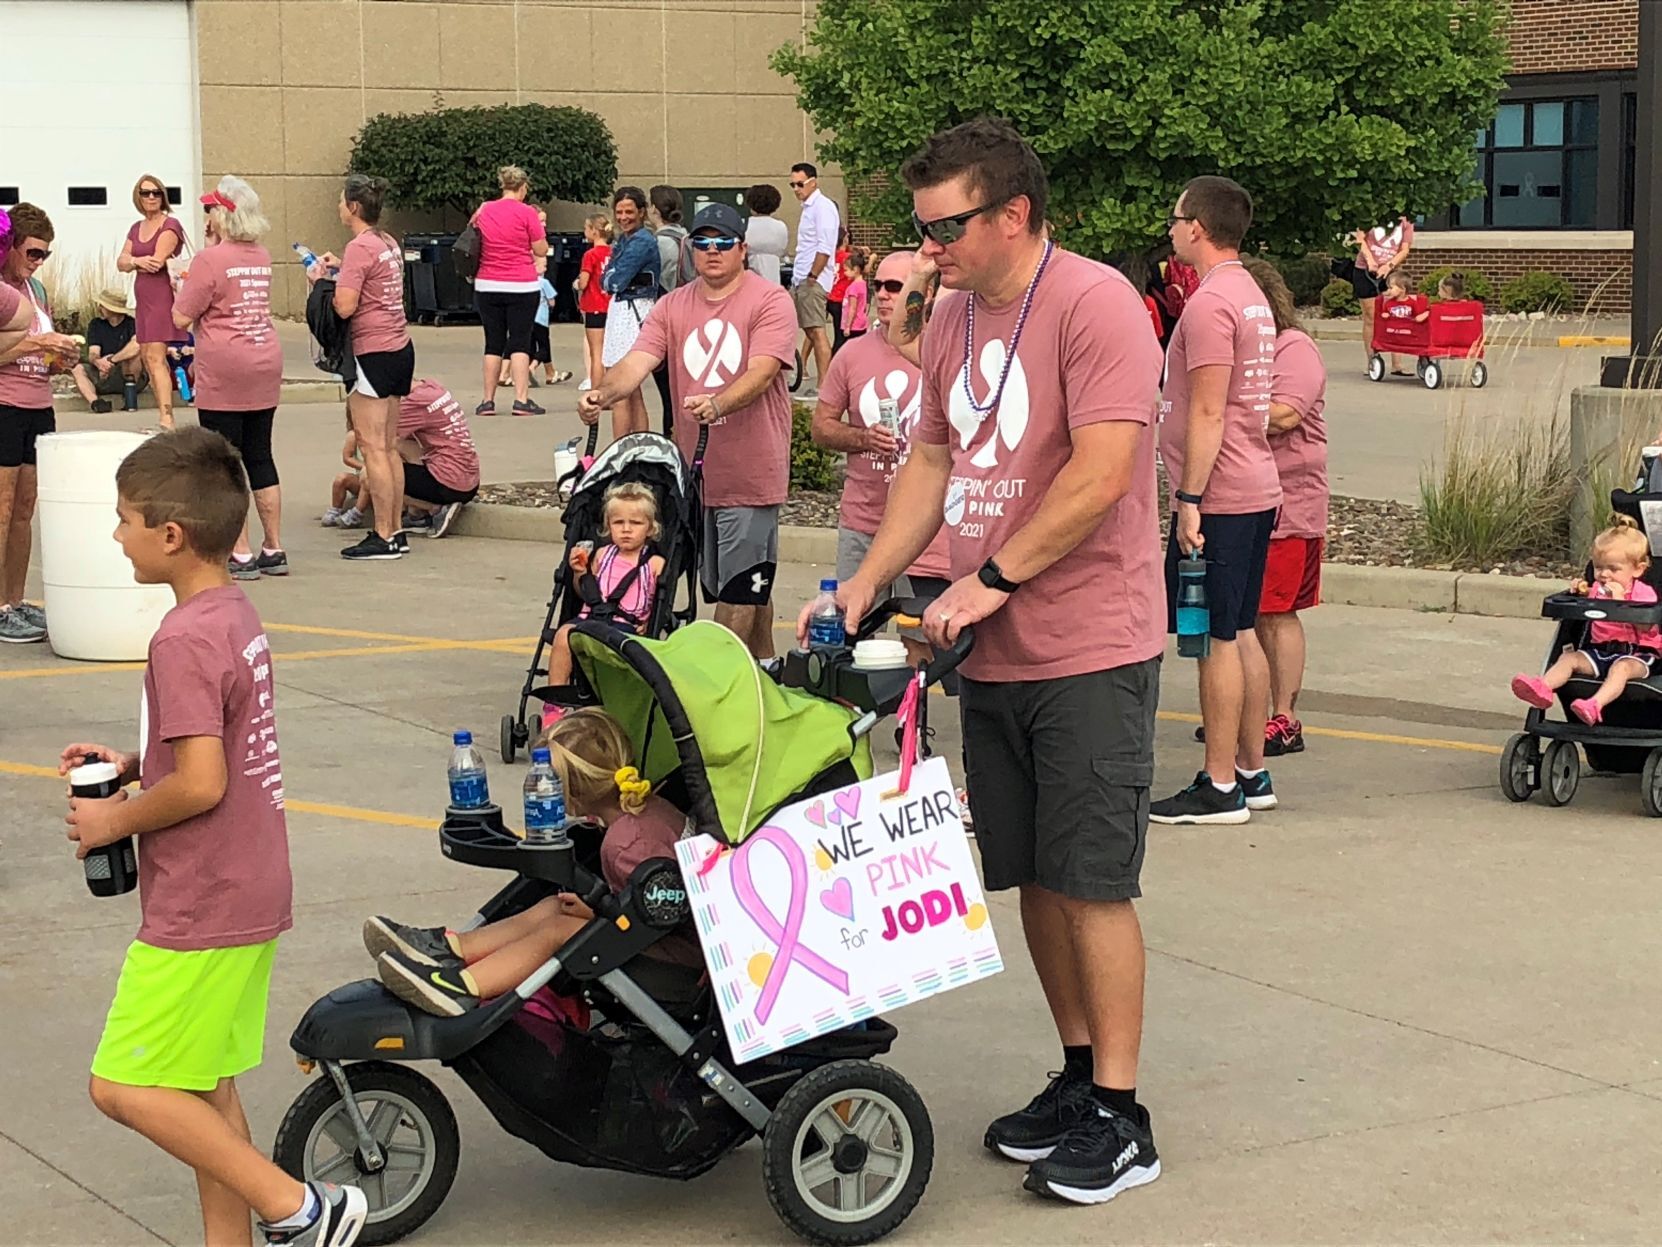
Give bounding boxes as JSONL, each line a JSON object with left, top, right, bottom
{"left": 1510, "top": 516, "right": 1662, "bottom": 726}
{"left": 368, "top": 707, "right": 698, "bottom": 1017}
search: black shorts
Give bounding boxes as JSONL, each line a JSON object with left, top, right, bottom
{"left": 476, "top": 289, "right": 540, "bottom": 358}
{"left": 353, "top": 342, "right": 415, "bottom": 399}
{"left": 403, "top": 461, "right": 478, "bottom": 507}
{"left": 1580, "top": 644, "right": 1658, "bottom": 679}
{"left": 197, "top": 407, "right": 279, "bottom": 492}
{"left": 1164, "top": 509, "right": 1276, "bottom": 641}
{"left": 530, "top": 323, "right": 551, "bottom": 364}
{"left": 1351, "top": 267, "right": 1385, "bottom": 301}
{"left": 961, "top": 659, "right": 1159, "bottom": 901}
{"left": 0, "top": 404, "right": 56, "bottom": 468}
{"left": 583, "top": 311, "right": 607, "bottom": 331}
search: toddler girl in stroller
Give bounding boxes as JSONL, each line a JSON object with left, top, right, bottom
{"left": 366, "top": 708, "right": 698, "bottom": 1017}
{"left": 1511, "top": 516, "right": 1662, "bottom": 725}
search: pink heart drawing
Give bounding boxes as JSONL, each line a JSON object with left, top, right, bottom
{"left": 834, "top": 786, "right": 861, "bottom": 821}
{"left": 820, "top": 877, "right": 855, "bottom": 921}
{"left": 826, "top": 804, "right": 843, "bottom": 826}
{"left": 803, "top": 800, "right": 827, "bottom": 829}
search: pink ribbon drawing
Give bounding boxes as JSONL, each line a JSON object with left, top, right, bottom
{"left": 729, "top": 825, "right": 849, "bottom": 1023}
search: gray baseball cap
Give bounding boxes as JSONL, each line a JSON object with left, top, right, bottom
{"left": 690, "top": 202, "right": 745, "bottom": 240}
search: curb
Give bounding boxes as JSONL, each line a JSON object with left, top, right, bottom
{"left": 452, "top": 505, "right": 1556, "bottom": 621}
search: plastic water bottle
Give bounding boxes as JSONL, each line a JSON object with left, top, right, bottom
{"left": 293, "top": 243, "right": 320, "bottom": 270}
{"left": 1175, "top": 557, "right": 1211, "bottom": 659}
{"left": 174, "top": 366, "right": 192, "bottom": 403}
{"left": 522, "top": 748, "right": 569, "bottom": 845}
{"left": 807, "top": 578, "right": 846, "bottom": 648}
{"left": 447, "top": 730, "right": 490, "bottom": 810}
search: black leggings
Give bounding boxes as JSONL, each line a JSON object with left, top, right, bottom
{"left": 477, "top": 289, "right": 540, "bottom": 358}
{"left": 198, "top": 408, "right": 279, "bottom": 491}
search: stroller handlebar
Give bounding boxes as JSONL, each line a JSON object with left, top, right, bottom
{"left": 852, "top": 596, "right": 976, "bottom": 689}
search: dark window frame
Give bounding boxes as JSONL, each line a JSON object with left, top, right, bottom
{"left": 0, "top": 187, "right": 18, "bottom": 207}
{"left": 1455, "top": 96, "right": 1598, "bottom": 229}
{"left": 67, "top": 186, "right": 109, "bottom": 207}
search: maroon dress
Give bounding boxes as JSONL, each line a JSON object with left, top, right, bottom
{"left": 128, "top": 216, "right": 187, "bottom": 345}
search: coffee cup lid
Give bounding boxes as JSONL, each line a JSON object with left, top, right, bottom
{"left": 69, "top": 761, "right": 121, "bottom": 786}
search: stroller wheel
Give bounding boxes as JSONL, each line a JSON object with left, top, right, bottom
{"left": 273, "top": 1061, "right": 459, "bottom": 1246}
{"left": 1499, "top": 733, "right": 1539, "bottom": 803}
{"left": 762, "top": 1059, "right": 933, "bottom": 1246}
{"left": 500, "top": 713, "right": 519, "bottom": 765}
{"left": 1539, "top": 739, "right": 1580, "bottom": 807}
{"left": 1367, "top": 354, "right": 1386, "bottom": 383}
{"left": 1641, "top": 748, "right": 1662, "bottom": 817}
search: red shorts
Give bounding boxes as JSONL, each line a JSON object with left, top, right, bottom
{"left": 1259, "top": 536, "right": 1323, "bottom": 613}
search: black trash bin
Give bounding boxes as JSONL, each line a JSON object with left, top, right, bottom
{"left": 403, "top": 233, "right": 478, "bottom": 325}
{"left": 546, "top": 231, "right": 589, "bottom": 324}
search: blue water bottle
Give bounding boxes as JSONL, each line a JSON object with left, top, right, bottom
{"left": 522, "top": 748, "right": 569, "bottom": 846}
{"left": 173, "top": 365, "right": 192, "bottom": 403}
{"left": 1175, "top": 556, "right": 1211, "bottom": 659}
{"left": 447, "top": 730, "right": 490, "bottom": 809}
{"left": 807, "top": 579, "right": 846, "bottom": 648}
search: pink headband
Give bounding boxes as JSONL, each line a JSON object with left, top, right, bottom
{"left": 199, "top": 191, "right": 237, "bottom": 213}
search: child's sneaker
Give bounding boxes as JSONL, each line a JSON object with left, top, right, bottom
{"left": 1511, "top": 674, "right": 1554, "bottom": 710}
{"left": 377, "top": 949, "right": 479, "bottom": 1017}
{"left": 260, "top": 1180, "right": 368, "bottom": 1246}
{"left": 1264, "top": 714, "right": 1305, "bottom": 756}
{"left": 320, "top": 507, "right": 344, "bottom": 528}
{"left": 363, "top": 916, "right": 456, "bottom": 967}
{"left": 1571, "top": 697, "right": 1603, "bottom": 726}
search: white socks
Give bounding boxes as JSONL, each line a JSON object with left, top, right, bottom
{"left": 268, "top": 1183, "right": 319, "bottom": 1230}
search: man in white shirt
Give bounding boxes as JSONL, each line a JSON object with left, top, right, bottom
{"left": 789, "top": 162, "right": 840, "bottom": 394}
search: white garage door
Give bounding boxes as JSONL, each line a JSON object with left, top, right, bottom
{"left": 0, "top": 0, "right": 199, "bottom": 295}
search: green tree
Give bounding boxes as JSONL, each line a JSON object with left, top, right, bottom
{"left": 772, "top": 0, "right": 1508, "bottom": 258}
{"left": 349, "top": 103, "right": 617, "bottom": 214}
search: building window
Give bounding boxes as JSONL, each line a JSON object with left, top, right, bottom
{"left": 1454, "top": 97, "right": 1598, "bottom": 229}
{"left": 1622, "top": 92, "right": 1637, "bottom": 230}
{"left": 0, "top": 187, "right": 18, "bottom": 207}
{"left": 166, "top": 186, "right": 182, "bottom": 206}
{"left": 67, "top": 187, "right": 108, "bottom": 207}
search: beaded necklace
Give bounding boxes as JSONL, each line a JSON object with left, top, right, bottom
{"left": 960, "top": 239, "right": 1054, "bottom": 416}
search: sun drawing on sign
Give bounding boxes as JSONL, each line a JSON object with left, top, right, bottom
{"left": 747, "top": 950, "right": 774, "bottom": 988}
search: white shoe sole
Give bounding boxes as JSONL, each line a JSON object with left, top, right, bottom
{"left": 1037, "top": 1158, "right": 1161, "bottom": 1205}
{"left": 1243, "top": 792, "right": 1277, "bottom": 811}
{"left": 996, "top": 1142, "right": 1056, "bottom": 1162}
{"left": 1149, "top": 807, "right": 1250, "bottom": 825}
{"left": 320, "top": 1184, "right": 369, "bottom": 1247}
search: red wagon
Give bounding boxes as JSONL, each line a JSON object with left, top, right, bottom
{"left": 1368, "top": 297, "right": 1488, "bottom": 390}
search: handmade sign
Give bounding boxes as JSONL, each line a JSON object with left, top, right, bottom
{"left": 676, "top": 755, "right": 1002, "bottom": 1063}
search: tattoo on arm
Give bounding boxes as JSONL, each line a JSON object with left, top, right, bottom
{"left": 901, "top": 293, "right": 924, "bottom": 341}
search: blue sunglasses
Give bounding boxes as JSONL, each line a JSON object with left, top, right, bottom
{"left": 689, "top": 235, "right": 740, "bottom": 252}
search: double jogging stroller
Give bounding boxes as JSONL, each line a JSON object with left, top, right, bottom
{"left": 275, "top": 608, "right": 973, "bottom": 1245}
{"left": 500, "top": 426, "right": 707, "bottom": 763}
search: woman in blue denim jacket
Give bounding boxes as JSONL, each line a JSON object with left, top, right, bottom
{"left": 599, "top": 186, "right": 660, "bottom": 441}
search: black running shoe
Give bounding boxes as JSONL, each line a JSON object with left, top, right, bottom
{"left": 1023, "top": 1103, "right": 1160, "bottom": 1205}
{"left": 341, "top": 533, "right": 401, "bottom": 561}
{"left": 392, "top": 530, "right": 410, "bottom": 554}
{"left": 512, "top": 398, "right": 546, "bottom": 416}
{"left": 260, "top": 1181, "right": 369, "bottom": 1246}
{"left": 376, "top": 949, "right": 479, "bottom": 1017}
{"left": 1235, "top": 768, "right": 1277, "bottom": 811}
{"left": 229, "top": 555, "right": 260, "bottom": 581}
{"left": 362, "top": 915, "right": 455, "bottom": 966}
{"left": 1264, "top": 715, "right": 1305, "bottom": 756}
{"left": 983, "top": 1069, "right": 1094, "bottom": 1162}
{"left": 1149, "top": 772, "right": 1249, "bottom": 825}
{"left": 256, "top": 549, "right": 289, "bottom": 577}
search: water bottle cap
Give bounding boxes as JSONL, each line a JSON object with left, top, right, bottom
{"left": 453, "top": 730, "right": 473, "bottom": 744}
{"left": 531, "top": 747, "right": 552, "bottom": 763}
{"left": 819, "top": 578, "right": 838, "bottom": 591}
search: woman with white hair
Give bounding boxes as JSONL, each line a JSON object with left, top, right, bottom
{"left": 173, "top": 175, "right": 286, "bottom": 577}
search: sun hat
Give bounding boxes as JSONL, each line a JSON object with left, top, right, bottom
{"left": 95, "top": 286, "right": 131, "bottom": 316}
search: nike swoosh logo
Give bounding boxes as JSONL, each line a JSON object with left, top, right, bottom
{"left": 430, "top": 971, "right": 466, "bottom": 994}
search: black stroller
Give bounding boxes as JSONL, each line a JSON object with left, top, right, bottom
{"left": 1501, "top": 456, "right": 1662, "bottom": 814}
{"left": 500, "top": 426, "right": 706, "bottom": 763}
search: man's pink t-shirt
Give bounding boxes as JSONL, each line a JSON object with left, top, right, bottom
{"left": 1588, "top": 579, "right": 1662, "bottom": 650}
{"left": 1267, "top": 329, "right": 1328, "bottom": 540}
{"left": 1159, "top": 261, "right": 1281, "bottom": 516}
{"left": 634, "top": 271, "right": 797, "bottom": 507}
{"left": 0, "top": 276, "right": 52, "bottom": 408}
{"left": 171, "top": 241, "right": 282, "bottom": 411}
{"left": 818, "top": 330, "right": 949, "bottom": 578}
{"left": 915, "top": 248, "right": 1165, "bottom": 682}
{"left": 136, "top": 586, "right": 293, "bottom": 951}
{"left": 337, "top": 229, "right": 409, "bottom": 356}
{"left": 473, "top": 198, "right": 544, "bottom": 289}
{"left": 398, "top": 378, "right": 481, "bottom": 492}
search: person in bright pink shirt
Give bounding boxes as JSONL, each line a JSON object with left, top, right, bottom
{"left": 837, "top": 251, "right": 870, "bottom": 342}
{"left": 471, "top": 166, "right": 550, "bottom": 417}
{"left": 396, "top": 377, "right": 480, "bottom": 540}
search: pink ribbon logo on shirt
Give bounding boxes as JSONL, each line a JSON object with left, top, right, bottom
{"left": 729, "top": 824, "right": 849, "bottom": 1023}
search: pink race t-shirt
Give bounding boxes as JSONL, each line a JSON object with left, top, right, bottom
{"left": 0, "top": 276, "right": 52, "bottom": 408}
{"left": 473, "top": 197, "right": 544, "bottom": 290}
{"left": 600, "top": 794, "right": 700, "bottom": 964}
{"left": 337, "top": 229, "right": 409, "bottom": 356}
{"left": 1267, "top": 329, "right": 1328, "bottom": 540}
{"left": 817, "top": 330, "right": 949, "bottom": 578}
{"left": 1358, "top": 219, "right": 1414, "bottom": 272}
{"left": 840, "top": 281, "right": 869, "bottom": 334}
{"left": 1159, "top": 261, "right": 1281, "bottom": 516}
{"left": 1588, "top": 579, "right": 1662, "bottom": 650}
{"left": 171, "top": 240, "right": 282, "bottom": 411}
{"left": 915, "top": 248, "right": 1165, "bottom": 682}
{"left": 634, "top": 272, "right": 797, "bottom": 507}
{"left": 136, "top": 586, "right": 293, "bottom": 951}
{"left": 0, "top": 279, "right": 19, "bottom": 327}
{"left": 398, "top": 378, "right": 480, "bottom": 492}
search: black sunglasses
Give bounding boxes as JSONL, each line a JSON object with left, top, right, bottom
{"left": 24, "top": 247, "right": 50, "bottom": 261}
{"left": 911, "top": 202, "right": 997, "bottom": 246}
{"left": 874, "top": 279, "right": 905, "bottom": 294}
{"left": 139, "top": 189, "right": 164, "bottom": 199}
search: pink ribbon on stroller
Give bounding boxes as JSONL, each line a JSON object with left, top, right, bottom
{"left": 729, "top": 825, "right": 849, "bottom": 1023}
{"left": 893, "top": 671, "right": 924, "bottom": 796}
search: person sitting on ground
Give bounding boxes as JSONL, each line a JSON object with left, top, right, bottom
{"left": 1511, "top": 517, "right": 1662, "bottom": 727}
{"left": 365, "top": 708, "right": 698, "bottom": 1018}
{"left": 395, "top": 377, "right": 480, "bottom": 540}
{"left": 320, "top": 415, "right": 366, "bottom": 528}
{"left": 72, "top": 287, "right": 148, "bottom": 412}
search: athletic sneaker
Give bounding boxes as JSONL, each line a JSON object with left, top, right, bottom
{"left": 0, "top": 605, "right": 46, "bottom": 643}
{"left": 320, "top": 507, "right": 344, "bottom": 527}
{"left": 1023, "top": 1104, "right": 1160, "bottom": 1206}
{"left": 512, "top": 398, "right": 546, "bottom": 416}
{"left": 392, "top": 531, "right": 410, "bottom": 554}
{"left": 474, "top": 400, "right": 496, "bottom": 417}
{"left": 983, "top": 1069, "right": 1094, "bottom": 1163}
{"left": 229, "top": 555, "right": 261, "bottom": 581}
{"left": 362, "top": 915, "right": 455, "bottom": 967}
{"left": 429, "top": 502, "right": 463, "bottom": 539}
{"left": 256, "top": 550, "right": 289, "bottom": 577}
{"left": 259, "top": 1181, "right": 369, "bottom": 1246}
{"left": 1149, "top": 772, "right": 1250, "bottom": 825}
{"left": 1235, "top": 768, "right": 1277, "bottom": 811}
{"left": 1264, "top": 714, "right": 1305, "bottom": 756}
{"left": 377, "top": 949, "right": 479, "bottom": 1017}
{"left": 340, "top": 533, "right": 401, "bottom": 561}
{"left": 15, "top": 601, "right": 46, "bottom": 630}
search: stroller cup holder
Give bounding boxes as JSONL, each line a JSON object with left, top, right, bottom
{"left": 440, "top": 806, "right": 580, "bottom": 889}
{"left": 777, "top": 595, "right": 975, "bottom": 716}
{"left": 1540, "top": 593, "right": 1662, "bottom": 627}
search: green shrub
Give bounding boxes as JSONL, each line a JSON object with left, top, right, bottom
{"left": 1321, "top": 279, "right": 1360, "bottom": 317}
{"left": 791, "top": 403, "right": 843, "bottom": 492}
{"left": 1500, "top": 271, "right": 1576, "bottom": 315}
{"left": 1417, "top": 265, "right": 1494, "bottom": 303}
{"left": 1417, "top": 412, "right": 1574, "bottom": 568}
{"left": 1270, "top": 255, "right": 1333, "bottom": 307}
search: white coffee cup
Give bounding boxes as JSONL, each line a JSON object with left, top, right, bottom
{"left": 852, "top": 638, "right": 908, "bottom": 671}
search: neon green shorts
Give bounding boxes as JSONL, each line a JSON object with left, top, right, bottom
{"left": 91, "top": 939, "right": 278, "bottom": 1091}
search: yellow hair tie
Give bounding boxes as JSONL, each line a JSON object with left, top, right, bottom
{"left": 614, "top": 766, "right": 652, "bottom": 800}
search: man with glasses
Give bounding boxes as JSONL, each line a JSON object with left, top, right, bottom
{"left": 578, "top": 203, "right": 795, "bottom": 660}
{"left": 788, "top": 162, "right": 839, "bottom": 396}
{"left": 800, "top": 117, "right": 1166, "bottom": 1207}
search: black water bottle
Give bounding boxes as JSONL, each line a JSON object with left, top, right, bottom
{"left": 71, "top": 758, "right": 136, "bottom": 897}
{"left": 122, "top": 378, "right": 139, "bottom": 411}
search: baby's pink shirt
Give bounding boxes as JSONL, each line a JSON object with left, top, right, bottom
{"left": 1588, "top": 578, "right": 1662, "bottom": 649}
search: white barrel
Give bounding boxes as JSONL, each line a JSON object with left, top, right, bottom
{"left": 37, "top": 431, "right": 174, "bottom": 661}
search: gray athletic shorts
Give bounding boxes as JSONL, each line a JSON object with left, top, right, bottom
{"left": 702, "top": 505, "right": 780, "bottom": 605}
{"left": 961, "top": 658, "right": 1160, "bottom": 901}
{"left": 837, "top": 526, "right": 951, "bottom": 641}
{"left": 793, "top": 280, "right": 830, "bottom": 331}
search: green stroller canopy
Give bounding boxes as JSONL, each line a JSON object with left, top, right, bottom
{"left": 569, "top": 621, "right": 873, "bottom": 844}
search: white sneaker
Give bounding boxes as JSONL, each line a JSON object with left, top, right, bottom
{"left": 577, "top": 378, "right": 592, "bottom": 391}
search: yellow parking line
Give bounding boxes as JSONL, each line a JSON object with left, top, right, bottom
{"left": 0, "top": 634, "right": 540, "bottom": 680}
{"left": 1152, "top": 709, "right": 1502, "bottom": 755}
{"left": 265, "top": 622, "right": 450, "bottom": 643}
{"left": 1557, "top": 334, "right": 1630, "bottom": 348}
